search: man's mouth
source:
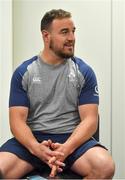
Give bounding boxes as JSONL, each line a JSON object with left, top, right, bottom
{"left": 64, "top": 40, "right": 74, "bottom": 46}
{"left": 64, "top": 43, "right": 74, "bottom": 48}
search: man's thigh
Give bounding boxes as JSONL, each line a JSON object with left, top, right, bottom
{"left": 0, "top": 152, "right": 34, "bottom": 178}
{"left": 71, "top": 146, "right": 112, "bottom": 177}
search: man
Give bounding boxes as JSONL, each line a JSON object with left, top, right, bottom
{"left": 0, "top": 9, "right": 115, "bottom": 179}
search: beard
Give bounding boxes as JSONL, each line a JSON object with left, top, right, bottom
{"left": 49, "top": 39, "right": 75, "bottom": 59}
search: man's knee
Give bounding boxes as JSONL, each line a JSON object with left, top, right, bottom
{"left": 101, "top": 157, "right": 115, "bottom": 178}
{"left": 0, "top": 152, "right": 34, "bottom": 178}
{"left": 93, "top": 156, "right": 115, "bottom": 178}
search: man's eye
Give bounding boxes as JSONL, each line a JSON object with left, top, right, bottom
{"left": 62, "top": 31, "right": 67, "bottom": 34}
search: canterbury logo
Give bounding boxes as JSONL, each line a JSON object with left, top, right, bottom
{"left": 33, "top": 77, "right": 41, "bottom": 82}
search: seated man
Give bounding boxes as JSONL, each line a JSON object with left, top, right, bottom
{"left": 0, "top": 9, "right": 115, "bottom": 179}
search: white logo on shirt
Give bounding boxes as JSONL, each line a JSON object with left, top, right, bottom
{"left": 68, "top": 72, "right": 76, "bottom": 82}
{"left": 94, "top": 85, "right": 99, "bottom": 96}
{"left": 33, "top": 77, "right": 41, "bottom": 83}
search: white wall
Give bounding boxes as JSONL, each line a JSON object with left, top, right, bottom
{"left": 1, "top": 0, "right": 125, "bottom": 178}
{"left": 0, "top": 0, "right": 13, "bottom": 145}
{"left": 112, "top": 0, "right": 125, "bottom": 178}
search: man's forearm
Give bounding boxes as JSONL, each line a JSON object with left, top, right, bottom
{"left": 10, "top": 119, "right": 39, "bottom": 154}
{"left": 9, "top": 107, "right": 39, "bottom": 154}
{"left": 64, "top": 117, "right": 98, "bottom": 154}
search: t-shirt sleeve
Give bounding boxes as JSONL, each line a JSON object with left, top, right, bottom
{"left": 78, "top": 66, "right": 99, "bottom": 105}
{"left": 9, "top": 68, "right": 30, "bottom": 108}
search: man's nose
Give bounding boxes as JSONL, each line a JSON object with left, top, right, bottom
{"left": 67, "top": 32, "right": 75, "bottom": 41}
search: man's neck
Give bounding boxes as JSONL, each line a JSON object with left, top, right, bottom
{"left": 40, "top": 50, "right": 64, "bottom": 65}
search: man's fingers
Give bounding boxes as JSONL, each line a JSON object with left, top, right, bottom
{"left": 49, "top": 165, "right": 57, "bottom": 177}
{"left": 51, "top": 150, "right": 64, "bottom": 157}
{"left": 48, "top": 139, "right": 52, "bottom": 146}
{"left": 42, "top": 140, "right": 49, "bottom": 146}
{"left": 48, "top": 156, "right": 65, "bottom": 167}
{"left": 49, "top": 165, "right": 63, "bottom": 177}
{"left": 48, "top": 156, "right": 56, "bottom": 164}
{"left": 55, "top": 160, "right": 65, "bottom": 167}
{"left": 46, "top": 150, "right": 64, "bottom": 159}
{"left": 41, "top": 140, "right": 52, "bottom": 147}
{"left": 51, "top": 142, "right": 60, "bottom": 149}
{"left": 57, "top": 166, "right": 63, "bottom": 173}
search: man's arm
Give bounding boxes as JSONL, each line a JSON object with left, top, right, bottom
{"left": 63, "top": 104, "right": 98, "bottom": 154}
{"left": 51, "top": 104, "right": 98, "bottom": 158}
{"left": 9, "top": 106, "right": 38, "bottom": 153}
{"left": 9, "top": 106, "right": 65, "bottom": 165}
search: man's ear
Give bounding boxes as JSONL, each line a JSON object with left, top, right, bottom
{"left": 42, "top": 30, "right": 50, "bottom": 43}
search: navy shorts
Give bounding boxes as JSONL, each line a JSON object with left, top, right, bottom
{"left": 0, "top": 131, "right": 106, "bottom": 171}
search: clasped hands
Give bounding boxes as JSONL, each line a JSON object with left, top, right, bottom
{"left": 38, "top": 139, "right": 68, "bottom": 177}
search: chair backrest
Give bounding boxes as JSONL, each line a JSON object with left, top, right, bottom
{"left": 93, "top": 116, "right": 99, "bottom": 141}
{"left": 0, "top": 170, "right": 3, "bottom": 179}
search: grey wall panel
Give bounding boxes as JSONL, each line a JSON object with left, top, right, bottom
{"left": 112, "top": 0, "right": 125, "bottom": 178}
{"left": 0, "top": 0, "right": 13, "bottom": 145}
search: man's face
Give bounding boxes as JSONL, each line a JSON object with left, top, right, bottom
{"left": 49, "top": 18, "right": 76, "bottom": 59}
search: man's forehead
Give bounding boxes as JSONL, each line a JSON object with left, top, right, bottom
{"left": 51, "top": 18, "right": 75, "bottom": 29}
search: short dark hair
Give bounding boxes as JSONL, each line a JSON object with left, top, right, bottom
{"left": 40, "top": 9, "right": 71, "bottom": 31}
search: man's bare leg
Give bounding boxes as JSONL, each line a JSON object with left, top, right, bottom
{"left": 71, "top": 146, "right": 115, "bottom": 179}
{"left": 0, "top": 152, "right": 34, "bottom": 179}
